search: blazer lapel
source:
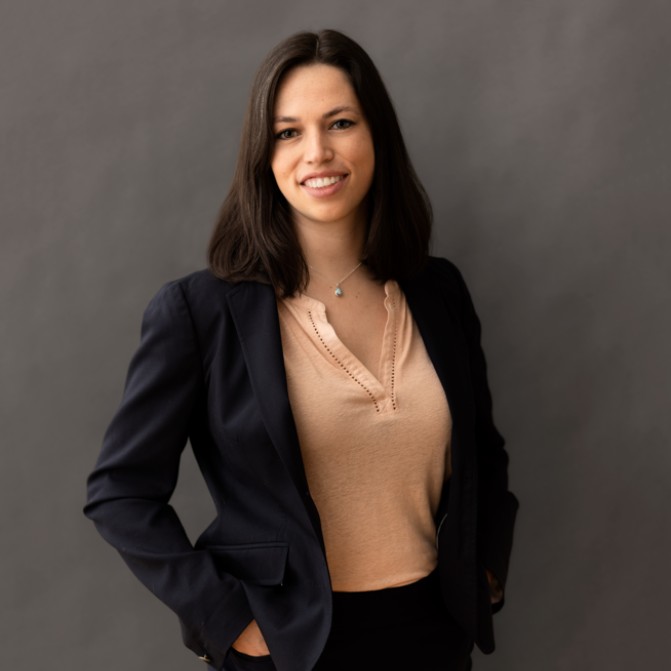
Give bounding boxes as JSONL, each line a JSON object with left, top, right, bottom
{"left": 225, "top": 282, "right": 321, "bottom": 532}
{"left": 402, "top": 265, "right": 478, "bottom": 564}
{"left": 401, "top": 270, "right": 474, "bottom": 432}
{"left": 403, "top": 270, "right": 477, "bottom": 576}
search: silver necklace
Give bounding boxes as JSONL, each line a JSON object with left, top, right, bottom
{"left": 309, "top": 261, "right": 362, "bottom": 297}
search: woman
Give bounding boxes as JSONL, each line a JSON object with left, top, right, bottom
{"left": 85, "top": 29, "right": 517, "bottom": 671}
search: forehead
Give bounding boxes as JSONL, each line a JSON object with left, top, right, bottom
{"left": 274, "top": 64, "right": 359, "bottom": 115}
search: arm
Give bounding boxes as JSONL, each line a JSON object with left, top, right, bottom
{"left": 449, "top": 261, "right": 519, "bottom": 607}
{"left": 84, "top": 281, "right": 252, "bottom": 664}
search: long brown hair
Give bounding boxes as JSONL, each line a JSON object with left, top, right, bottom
{"left": 208, "top": 29, "right": 432, "bottom": 296}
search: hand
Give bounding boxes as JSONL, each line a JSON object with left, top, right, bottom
{"left": 232, "top": 619, "right": 270, "bottom": 657}
{"left": 485, "top": 569, "right": 503, "bottom": 604}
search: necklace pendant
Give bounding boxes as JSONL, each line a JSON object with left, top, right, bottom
{"left": 309, "top": 261, "right": 361, "bottom": 298}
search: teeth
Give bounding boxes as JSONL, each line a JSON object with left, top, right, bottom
{"left": 303, "top": 175, "right": 343, "bottom": 188}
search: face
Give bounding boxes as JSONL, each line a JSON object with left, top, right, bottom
{"left": 270, "top": 64, "right": 375, "bottom": 233}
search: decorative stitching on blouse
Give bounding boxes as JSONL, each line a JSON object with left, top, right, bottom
{"left": 390, "top": 296, "right": 398, "bottom": 410}
{"left": 308, "top": 310, "right": 381, "bottom": 413}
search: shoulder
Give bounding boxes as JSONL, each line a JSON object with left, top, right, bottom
{"left": 169, "top": 269, "right": 235, "bottom": 299}
{"left": 425, "top": 256, "right": 463, "bottom": 282}
{"left": 151, "top": 269, "right": 251, "bottom": 312}
{"left": 402, "top": 256, "right": 481, "bottom": 326}
{"left": 142, "top": 270, "right": 224, "bottom": 320}
{"left": 147, "top": 270, "right": 275, "bottom": 331}
{"left": 417, "top": 256, "right": 470, "bottom": 299}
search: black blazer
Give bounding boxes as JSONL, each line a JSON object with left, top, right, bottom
{"left": 85, "top": 257, "right": 518, "bottom": 671}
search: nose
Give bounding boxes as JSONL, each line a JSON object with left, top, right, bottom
{"left": 304, "top": 129, "right": 333, "bottom": 164}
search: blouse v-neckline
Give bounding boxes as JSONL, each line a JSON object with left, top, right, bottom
{"left": 281, "top": 280, "right": 401, "bottom": 414}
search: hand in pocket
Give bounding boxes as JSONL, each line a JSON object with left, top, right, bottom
{"left": 232, "top": 619, "right": 270, "bottom": 656}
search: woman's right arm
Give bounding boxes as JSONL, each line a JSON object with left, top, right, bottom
{"left": 84, "top": 280, "right": 252, "bottom": 665}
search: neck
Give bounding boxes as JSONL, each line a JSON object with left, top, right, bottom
{"left": 294, "top": 216, "right": 366, "bottom": 278}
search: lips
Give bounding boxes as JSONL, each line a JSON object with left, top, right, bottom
{"left": 298, "top": 172, "right": 349, "bottom": 199}
{"left": 300, "top": 172, "right": 348, "bottom": 188}
{"left": 302, "top": 175, "right": 344, "bottom": 188}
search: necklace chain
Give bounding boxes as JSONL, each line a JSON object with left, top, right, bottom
{"left": 309, "top": 261, "right": 362, "bottom": 297}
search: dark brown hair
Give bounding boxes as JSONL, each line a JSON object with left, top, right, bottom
{"left": 208, "top": 29, "right": 432, "bottom": 295}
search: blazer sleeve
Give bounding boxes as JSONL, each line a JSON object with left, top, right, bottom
{"left": 84, "top": 280, "right": 252, "bottom": 662}
{"left": 445, "top": 260, "right": 519, "bottom": 600}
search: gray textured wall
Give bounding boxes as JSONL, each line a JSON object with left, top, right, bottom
{"left": 1, "top": 1, "right": 669, "bottom": 669}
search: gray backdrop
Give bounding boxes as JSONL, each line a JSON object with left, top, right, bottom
{"left": 2, "top": 1, "right": 669, "bottom": 669}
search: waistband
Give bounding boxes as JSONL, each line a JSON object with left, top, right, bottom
{"left": 330, "top": 570, "right": 444, "bottom": 631}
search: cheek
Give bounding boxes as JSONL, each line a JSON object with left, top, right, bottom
{"left": 355, "top": 134, "right": 375, "bottom": 176}
{"left": 271, "top": 151, "right": 296, "bottom": 187}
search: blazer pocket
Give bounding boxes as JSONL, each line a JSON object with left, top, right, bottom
{"left": 207, "top": 542, "right": 289, "bottom": 587}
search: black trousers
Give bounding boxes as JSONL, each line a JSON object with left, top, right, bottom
{"left": 223, "top": 571, "right": 473, "bottom": 671}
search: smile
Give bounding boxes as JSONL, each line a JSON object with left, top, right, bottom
{"left": 302, "top": 175, "right": 346, "bottom": 188}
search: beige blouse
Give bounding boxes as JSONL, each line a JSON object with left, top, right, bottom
{"left": 277, "top": 281, "right": 451, "bottom": 591}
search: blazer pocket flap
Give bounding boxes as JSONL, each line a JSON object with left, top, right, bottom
{"left": 208, "top": 542, "right": 288, "bottom": 586}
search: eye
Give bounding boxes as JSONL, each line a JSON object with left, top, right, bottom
{"left": 274, "top": 128, "right": 298, "bottom": 140}
{"left": 331, "top": 118, "right": 355, "bottom": 130}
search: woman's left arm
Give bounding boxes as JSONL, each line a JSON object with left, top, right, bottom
{"left": 451, "top": 262, "right": 519, "bottom": 606}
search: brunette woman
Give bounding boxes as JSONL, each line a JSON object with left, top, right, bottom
{"left": 85, "top": 29, "right": 518, "bottom": 671}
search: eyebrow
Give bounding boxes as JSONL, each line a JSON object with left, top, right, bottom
{"left": 273, "top": 105, "right": 360, "bottom": 124}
